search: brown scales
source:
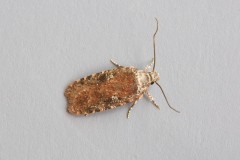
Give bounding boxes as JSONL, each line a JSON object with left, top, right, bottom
{"left": 64, "top": 67, "right": 140, "bottom": 115}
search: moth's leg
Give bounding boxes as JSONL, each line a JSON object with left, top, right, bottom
{"left": 145, "top": 91, "right": 160, "bottom": 109}
{"left": 110, "top": 59, "right": 122, "bottom": 68}
{"left": 127, "top": 101, "right": 138, "bottom": 119}
{"left": 144, "top": 58, "right": 154, "bottom": 71}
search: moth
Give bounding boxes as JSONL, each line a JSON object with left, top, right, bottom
{"left": 64, "top": 18, "right": 180, "bottom": 118}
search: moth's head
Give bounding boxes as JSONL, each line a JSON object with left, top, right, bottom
{"left": 149, "top": 71, "right": 160, "bottom": 84}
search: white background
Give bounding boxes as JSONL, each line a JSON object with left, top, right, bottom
{"left": 1, "top": 0, "right": 240, "bottom": 160}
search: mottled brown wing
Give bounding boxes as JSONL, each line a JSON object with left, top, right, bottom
{"left": 64, "top": 67, "right": 139, "bottom": 115}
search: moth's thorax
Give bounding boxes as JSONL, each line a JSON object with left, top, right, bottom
{"left": 135, "top": 70, "right": 159, "bottom": 94}
{"left": 136, "top": 70, "right": 159, "bottom": 83}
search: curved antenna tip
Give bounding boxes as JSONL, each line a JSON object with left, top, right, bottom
{"left": 152, "top": 18, "right": 159, "bottom": 71}
{"left": 155, "top": 82, "right": 180, "bottom": 113}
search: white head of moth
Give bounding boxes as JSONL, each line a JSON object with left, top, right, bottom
{"left": 64, "top": 18, "right": 180, "bottom": 118}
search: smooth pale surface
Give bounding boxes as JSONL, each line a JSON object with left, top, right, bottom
{"left": 1, "top": 0, "right": 240, "bottom": 160}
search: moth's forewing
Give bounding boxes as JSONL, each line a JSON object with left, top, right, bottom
{"left": 64, "top": 67, "right": 141, "bottom": 115}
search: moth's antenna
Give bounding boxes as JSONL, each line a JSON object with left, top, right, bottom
{"left": 153, "top": 18, "right": 159, "bottom": 71}
{"left": 155, "top": 82, "right": 180, "bottom": 113}
{"left": 152, "top": 18, "right": 179, "bottom": 113}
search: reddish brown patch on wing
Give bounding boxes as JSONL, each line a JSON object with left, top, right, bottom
{"left": 64, "top": 67, "right": 139, "bottom": 115}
